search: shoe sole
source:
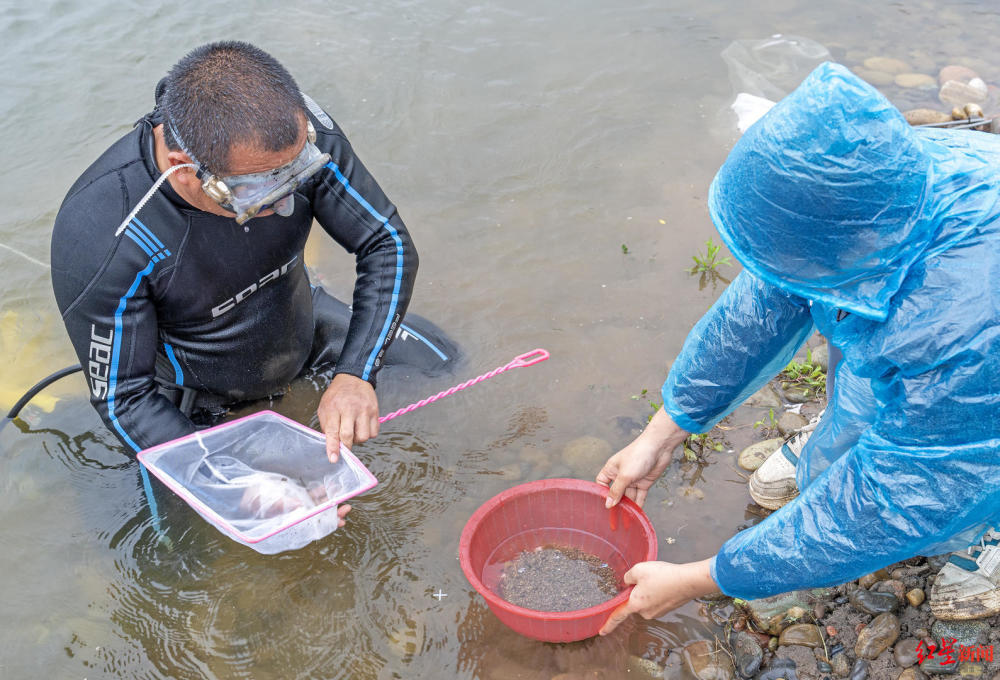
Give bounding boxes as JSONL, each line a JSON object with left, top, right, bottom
{"left": 747, "top": 478, "right": 798, "bottom": 510}
{"left": 930, "top": 588, "right": 1000, "bottom": 621}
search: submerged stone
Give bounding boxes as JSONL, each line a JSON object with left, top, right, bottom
{"left": 863, "top": 56, "right": 910, "bottom": 73}
{"left": 561, "top": 436, "right": 613, "bottom": 472}
{"left": 683, "top": 640, "right": 735, "bottom": 680}
{"left": 895, "top": 73, "right": 937, "bottom": 89}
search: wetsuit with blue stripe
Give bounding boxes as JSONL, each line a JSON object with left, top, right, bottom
{"left": 50, "top": 95, "right": 431, "bottom": 454}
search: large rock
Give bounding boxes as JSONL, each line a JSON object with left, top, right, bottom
{"left": 855, "top": 612, "right": 900, "bottom": 660}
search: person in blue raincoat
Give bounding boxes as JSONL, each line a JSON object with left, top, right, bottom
{"left": 597, "top": 62, "right": 1000, "bottom": 635}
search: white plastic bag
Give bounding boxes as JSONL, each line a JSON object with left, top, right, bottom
{"left": 138, "top": 410, "right": 377, "bottom": 554}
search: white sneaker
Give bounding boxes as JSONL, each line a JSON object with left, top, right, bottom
{"left": 747, "top": 424, "right": 814, "bottom": 511}
{"left": 930, "top": 529, "right": 1000, "bottom": 620}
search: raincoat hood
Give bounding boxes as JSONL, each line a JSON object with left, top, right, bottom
{"left": 708, "top": 62, "right": 934, "bottom": 321}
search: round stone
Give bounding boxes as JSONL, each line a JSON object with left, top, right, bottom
{"left": 895, "top": 638, "right": 921, "bottom": 667}
{"left": 939, "top": 64, "right": 979, "bottom": 86}
{"left": 852, "top": 68, "right": 896, "bottom": 86}
{"left": 779, "top": 623, "right": 824, "bottom": 648}
{"left": 777, "top": 411, "right": 809, "bottom": 436}
{"left": 855, "top": 613, "right": 900, "bottom": 660}
{"left": 863, "top": 56, "right": 910, "bottom": 73}
{"left": 738, "top": 438, "right": 784, "bottom": 472}
{"left": 895, "top": 73, "right": 937, "bottom": 89}
{"left": 906, "top": 588, "right": 926, "bottom": 607}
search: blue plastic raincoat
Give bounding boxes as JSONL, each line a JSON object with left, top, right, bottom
{"left": 661, "top": 62, "right": 1000, "bottom": 599}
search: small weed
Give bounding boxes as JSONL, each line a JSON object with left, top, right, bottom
{"left": 753, "top": 407, "right": 779, "bottom": 437}
{"left": 689, "top": 237, "right": 733, "bottom": 274}
{"left": 780, "top": 349, "right": 827, "bottom": 398}
{"left": 683, "top": 432, "right": 725, "bottom": 462}
{"left": 631, "top": 388, "right": 661, "bottom": 422}
{"left": 621, "top": 243, "right": 629, "bottom": 254}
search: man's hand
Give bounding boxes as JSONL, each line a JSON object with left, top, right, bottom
{"left": 596, "top": 408, "right": 689, "bottom": 508}
{"left": 599, "top": 559, "right": 719, "bottom": 635}
{"left": 318, "top": 374, "right": 379, "bottom": 462}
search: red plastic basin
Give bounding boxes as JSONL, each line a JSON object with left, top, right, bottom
{"left": 459, "top": 478, "right": 657, "bottom": 642}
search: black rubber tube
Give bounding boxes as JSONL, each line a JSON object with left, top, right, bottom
{"left": 6, "top": 364, "right": 82, "bottom": 419}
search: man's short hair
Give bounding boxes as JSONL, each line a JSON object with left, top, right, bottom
{"left": 161, "top": 41, "right": 306, "bottom": 174}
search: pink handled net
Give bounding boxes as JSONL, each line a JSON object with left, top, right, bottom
{"left": 379, "top": 349, "right": 550, "bottom": 424}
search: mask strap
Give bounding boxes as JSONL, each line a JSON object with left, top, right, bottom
{"left": 114, "top": 162, "right": 197, "bottom": 237}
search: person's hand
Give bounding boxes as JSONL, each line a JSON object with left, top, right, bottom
{"left": 599, "top": 558, "right": 719, "bottom": 635}
{"left": 318, "top": 373, "right": 379, "bottom": 462}
{"left": 596, "top": 408, "right": 689, "bottom": 508}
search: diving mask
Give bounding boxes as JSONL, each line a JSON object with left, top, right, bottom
{"left": 168, "top": 119, "right": 331, "bottom": 224}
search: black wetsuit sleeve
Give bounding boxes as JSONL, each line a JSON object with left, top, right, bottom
{"left": 51, "top": 190, "right": 195, "bottom": 454}
{"left": 310, "top": 132, "right": 418, "bottom": 386}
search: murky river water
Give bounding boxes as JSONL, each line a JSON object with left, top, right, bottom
{"left": 1, "top": 0, "right": 998, "bottom": 677}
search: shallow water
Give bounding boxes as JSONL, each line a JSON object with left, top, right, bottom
{"left": 1, "top": 0, "right": 999, "bottom": 677}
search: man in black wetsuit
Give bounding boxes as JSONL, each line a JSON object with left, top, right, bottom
{"left": 50, "top": 41, "right": 454, "bottom": 466}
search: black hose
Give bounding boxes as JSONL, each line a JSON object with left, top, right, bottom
{"left": 6, "top": 364, "right": 82, "bottom": 419}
